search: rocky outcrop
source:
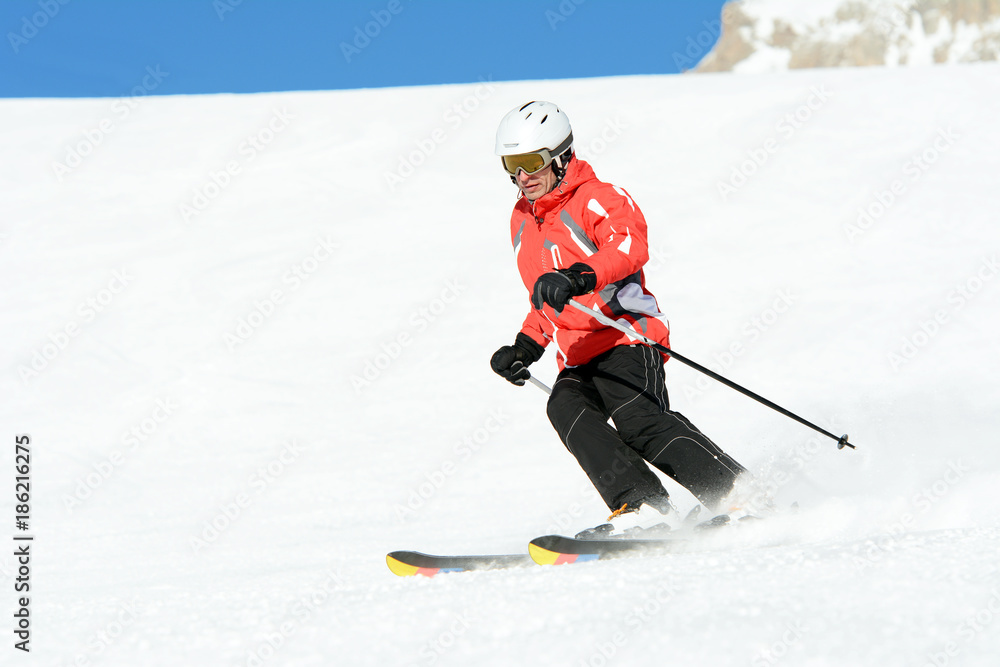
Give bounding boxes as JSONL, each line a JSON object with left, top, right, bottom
{"left": 696, "top": 0, "right": 1000, "bottom": 72}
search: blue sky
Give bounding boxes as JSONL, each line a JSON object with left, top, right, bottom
{"left": 1, "top": 0, "right": 727, "bottom": 98}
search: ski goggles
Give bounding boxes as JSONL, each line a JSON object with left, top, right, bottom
{"left": 500, "top": 134, "right": 574, "bottom": 176}
{"left": 501, "top": 150, "right": 553, "bottom": 176}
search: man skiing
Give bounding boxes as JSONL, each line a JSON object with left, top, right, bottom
{"left": 490, "top": 101, "right": 750, "bottom": 537}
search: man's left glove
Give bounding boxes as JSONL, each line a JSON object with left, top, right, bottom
{"left": 531, "top": 263, "right": 597, "bottom": 313}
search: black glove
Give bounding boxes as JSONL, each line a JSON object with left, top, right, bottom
{"left": 530, "top": 263, "right": 597, "bottom": 313}
{"left": 490, "top": 333, "right": 545, "bottom": 386}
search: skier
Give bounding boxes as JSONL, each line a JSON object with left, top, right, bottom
{"left": 490, "top": 101, "right": 751, "bottom": 538}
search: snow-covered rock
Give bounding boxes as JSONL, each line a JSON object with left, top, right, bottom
{"left": 698, "top": 0, "right": 1000, "bottom": 72}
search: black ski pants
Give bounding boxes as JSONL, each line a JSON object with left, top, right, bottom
{"left": 546, "top": 344, "right": 746, "bottom": 513}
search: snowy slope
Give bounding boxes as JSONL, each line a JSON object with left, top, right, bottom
{"left": 2, "top": 62, "right": 1000, "bottom": 666}
{"left": 699, "top": 0, "right": 1000, "bottom": 73}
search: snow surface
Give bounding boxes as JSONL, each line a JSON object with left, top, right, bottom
{"left": 2, "top": 63, "right": 1000, "bottom": 666}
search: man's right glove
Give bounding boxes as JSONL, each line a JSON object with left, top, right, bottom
{"left": 490, "top": 333, "right": 546, "bottom": 386}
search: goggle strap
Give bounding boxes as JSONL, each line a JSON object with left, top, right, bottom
{"left": 552, "top": 132, "right": 573, "bottom": 156}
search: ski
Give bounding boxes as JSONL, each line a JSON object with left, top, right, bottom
{"left": 528, "top": 534, "right": 684, "bottom": 565}
{"left": 386, "top": 550, "right": 533, "bottom": 577}
{"left": 389, "top": 510, "right": 771, "bottom": 575}
{"left": 390, "top": 533, "right": 694, "bottom": 575}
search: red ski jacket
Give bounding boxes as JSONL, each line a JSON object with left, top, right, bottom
{"left": 508, "top": 157, "right": 671, "bottom": 370}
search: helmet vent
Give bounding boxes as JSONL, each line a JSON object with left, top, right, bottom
{"left": 519, "top": 101, "right": 534, "bottom": 111}
{"left": 541, "top": 115, "right": 548, "bottom": 124}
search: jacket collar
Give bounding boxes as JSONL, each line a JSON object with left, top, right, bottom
{"left": 526, "top": 157, "right": 596, "bottom": 219}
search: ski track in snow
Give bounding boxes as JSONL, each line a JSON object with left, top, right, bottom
{"left": 1, "top": 63, "right": 999, "bottom": 666}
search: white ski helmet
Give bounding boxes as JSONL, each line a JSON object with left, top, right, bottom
{"left": 495, "top": 101, "right": 574, "bottom": 178}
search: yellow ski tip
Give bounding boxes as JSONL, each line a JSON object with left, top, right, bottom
{"left": 386, "top": 553, "right": 422, "bottom": 577}
{"left": 528, "top": 541, "right": 562, "bottom": 566}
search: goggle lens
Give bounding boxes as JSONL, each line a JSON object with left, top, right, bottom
{"left": 502, "top": 152, "right": 548, "bottom": 175}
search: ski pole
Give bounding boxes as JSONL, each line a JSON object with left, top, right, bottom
{"left": 566, "top": 299, "right": 855, "bottom": 450}
{"left": 526, "top": 374, "right": 551, "bottom": 395}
